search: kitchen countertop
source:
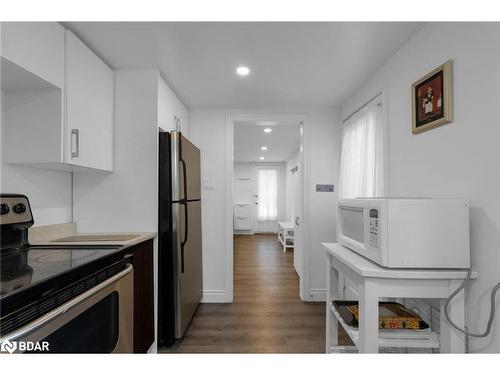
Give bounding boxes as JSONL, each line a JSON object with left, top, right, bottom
{"left": 28, "top": 223, "right": 157, "bottom": 246}
{"left": 31, "top": 232, "right": 157, "bottom": 247}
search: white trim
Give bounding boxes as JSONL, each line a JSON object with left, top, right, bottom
{"left": 225, "top": 114, "right": 234, "bottom": 303}
{"left": 380, "top": 90, "right": 391, "bottom": 197}
{"left": 227, "top": 112, "right": 307, "bottom": 303}
{"left": 201, "top": 290, "right": 228, "bottom": 303}
{"left": 307, "top": 288, "right": 326, "bottom": 301}
{"left": 300, "top": 115, "right": 311, "bottom": 301}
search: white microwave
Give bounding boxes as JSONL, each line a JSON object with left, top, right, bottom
{"left": 337, "top": 198, "right": 470, "bottom": 268}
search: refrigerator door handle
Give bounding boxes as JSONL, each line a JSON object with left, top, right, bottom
{"left": 180, "top": 158, "right": 188, "bottom": 201}
{"left": 180, "top": 201, "right": 188, "bottom": 273}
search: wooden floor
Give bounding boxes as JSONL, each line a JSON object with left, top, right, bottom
{"left": 161, "top": 234, "right": 346, "bottom": 353}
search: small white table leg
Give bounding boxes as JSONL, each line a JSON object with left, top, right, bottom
{"left": 440, "top": 280, "right": 466, "bottom": 353}
{"left": 283, "top": 230, "right": 286, "bottom": 252}
{"left": 358, "top": 278, "right": 379, "bottom": 353}
{"left": 326, "top": 258, "right": 339, "bottom": 352}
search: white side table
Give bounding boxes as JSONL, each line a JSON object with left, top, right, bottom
{"left": 324, "top": 243, "right": 477, "bottom": 354}
{"left": 278, "top": 221, "right": 294, "bottom": 252}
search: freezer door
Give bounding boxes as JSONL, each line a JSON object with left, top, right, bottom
{"left": 179, "top": 135, "right": 201, "bottom": 201}
{"left": 175, "top": 200, "right": 203, "bottom": 337}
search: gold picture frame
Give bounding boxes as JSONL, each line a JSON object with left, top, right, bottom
{"left": 411, "top": 60, "right": 453, "bottom": 134}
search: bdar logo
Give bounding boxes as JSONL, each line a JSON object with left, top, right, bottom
{"left": 1, "top": 339, "right": 17, "bottom": 354}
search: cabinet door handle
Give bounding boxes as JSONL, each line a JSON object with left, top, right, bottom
{"left": 71, "top": 129, "right": 79, "bottom": 158}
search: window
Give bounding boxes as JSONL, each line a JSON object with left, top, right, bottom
{"left": 339, "top": 99, "right": 385, "bottom": 199}
{"left": 257, "top": 168, "right": 278, "bottom": 220}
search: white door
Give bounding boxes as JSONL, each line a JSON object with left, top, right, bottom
{"left": 292, "top": 163, "right": 302, "bottom": 276}
{"left": 295, "top": 123, "right": 305, "bottom": 298}
{"left": 253, "top": 165, "right": 283, "bottom": 233}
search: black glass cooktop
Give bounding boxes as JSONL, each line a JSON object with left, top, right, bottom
{"left": 0, "top": 245, "right": 124, "bottom": 298}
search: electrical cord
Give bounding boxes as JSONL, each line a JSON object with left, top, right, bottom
{"left": 444, "top": 268, "right": 500, "bottom": 353}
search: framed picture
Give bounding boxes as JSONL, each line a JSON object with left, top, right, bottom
{"left": 412, "top": 60, "right": 453, "bottom": 134}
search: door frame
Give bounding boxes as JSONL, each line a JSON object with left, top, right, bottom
{"left": 252, "top": 163, "right": 285, "bottom": 233}
{"left": 226, "top": 113, "right": 310, "bottom": 303}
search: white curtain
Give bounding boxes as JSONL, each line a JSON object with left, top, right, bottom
{"left": 338, "top": 100, "right": 385, "bottom": 199}
{"left": 257, "top": 169, "right": 278, "bottom": 220}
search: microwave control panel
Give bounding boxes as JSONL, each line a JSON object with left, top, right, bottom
{"left": 369, "top": 209, "right": 379, "bottom": 248}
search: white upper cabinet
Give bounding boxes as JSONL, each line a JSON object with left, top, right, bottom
{"left": 1, "top": 24, "right": 114, "bottom": 172}
{"left": 1, "top": 22, "right": 65, "bottom": 89}
{"left": 65, "top": 30, "right": 114, "bottom": 171}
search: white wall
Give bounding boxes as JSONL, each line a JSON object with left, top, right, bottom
{"left": 1, "top": 92, "right": 72, "bottom": 226}
{"left": 73, "top": 69, "right": 159, "bottom": 232}
{"left": 189, "top": 110, "right": 229, "bottom": 302}
{"left": 189, "top": 108, "right": 340, "bottom": 302}
{"left": 233, "top": 162, "right": 253, "bottom": 180}
{"left": 158, "top": 75, "right": 189, "bottom": 136}
{"left": 341, "top": 22, "right": 500, "bottom": 353}
{"left": 305, "top": 109, "right": 341, "bottom": 299}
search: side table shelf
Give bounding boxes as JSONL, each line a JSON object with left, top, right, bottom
{"left": 328, "top": 301, "right": 440, "bottom": 352}
{"left": 323, "top": 242, "right": 477, "bottom": 354}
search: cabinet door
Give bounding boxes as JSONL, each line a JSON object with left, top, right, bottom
{"left": 65, "top": 30, "right": 114, "bottom": 171}
{"left": 1, "top": 22, "right": 65, "bottom": 88}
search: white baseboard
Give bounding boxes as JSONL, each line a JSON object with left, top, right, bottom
{"left": 234, "top": 230, "right": 253, "bottom": 235}
{"left": 201, "top": 290, "right": 228, "bottom": 303}
{"left": 303, "top": 288, "right": 326, "bottom": 302}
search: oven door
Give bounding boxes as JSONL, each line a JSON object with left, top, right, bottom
{"left": 0, "top": 263, "right": 133, "bottom": 353}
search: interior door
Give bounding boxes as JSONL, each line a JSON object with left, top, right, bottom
{"left": 253, "top": 165, "right": 283, "bottom": 233}
{"left": 293, "top": 163, "right": 303, "bottom": 277}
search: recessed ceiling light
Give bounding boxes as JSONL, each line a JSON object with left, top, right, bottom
{"left": 259, "top": 156, "right": 265, "bottom": 160}
{"left": 263, "top": 128, "right": 272, "bottom": 133}
{"left": 236, "top": 66, "right": 250, "bottom": 76}
{"left": 261, "top": 146, "right": 268, "bottom": 151}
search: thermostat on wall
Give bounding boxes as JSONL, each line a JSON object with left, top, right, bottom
{"left": 316, "top": 184, "right": 334, "bottom": 192}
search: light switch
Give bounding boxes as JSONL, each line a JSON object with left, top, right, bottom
{"left": 203, "top": 178, "right": 215, "bottom": 190}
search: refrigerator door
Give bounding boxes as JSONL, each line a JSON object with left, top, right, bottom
{"left": 175, "top": 200, "right": 203, "bottom": 337}
{"left": 158, "top": 131, "right": 176, "bottom": 346}
{"left": 179, "top": 135, "right": 201, "bottom": 201}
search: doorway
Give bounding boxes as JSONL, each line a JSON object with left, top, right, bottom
{"left": 229, "top": 114, "right": 306, "bottom": 301}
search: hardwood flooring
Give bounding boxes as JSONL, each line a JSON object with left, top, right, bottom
{"left": 161, "top": 234, "right": 349, "bottom": 353}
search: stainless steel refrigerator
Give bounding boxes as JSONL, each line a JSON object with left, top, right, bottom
{"left": 158, "top": 130, "right": 203, "bottom": 347}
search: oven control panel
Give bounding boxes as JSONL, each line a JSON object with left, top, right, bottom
{"left": 0, "top": 195, "right": 33, "bottom": 226}
{"left": 369, "top": 208, "right": 379, "bottom": 248}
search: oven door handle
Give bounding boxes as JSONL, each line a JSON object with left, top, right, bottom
{"left": 0, "top": 263, "right": 133, "bottom": 346}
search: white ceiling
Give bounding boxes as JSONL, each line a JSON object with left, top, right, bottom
{"left": 234, "top": 121, "right": 300, "bottom": 163}
{"left": 64, "top": 22, "right": 424, "bottom": 109}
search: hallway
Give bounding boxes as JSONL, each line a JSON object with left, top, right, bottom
{"left": 162, "top": 234, "right": 327, "bottom": 353}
